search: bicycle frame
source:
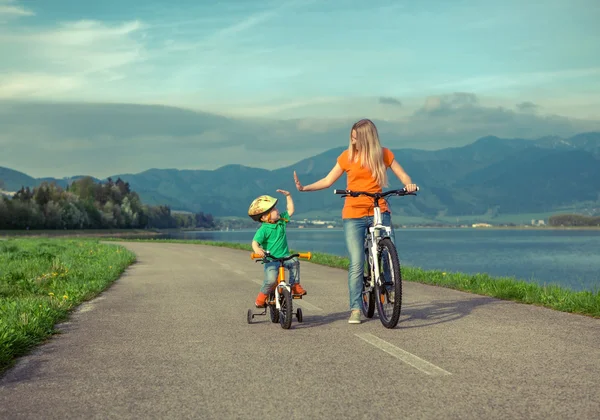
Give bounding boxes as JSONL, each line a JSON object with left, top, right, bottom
{"left": 250, "top": 251, "right": 312, "bottom": 310}
{"left": 273, "top": 263, "right": 290, "bottom": 310}
{"left": 366, "top": 202, "right": 392, "bottom": 290}
{"left": 334, "top": 187, "right": 419, "bottom": 291}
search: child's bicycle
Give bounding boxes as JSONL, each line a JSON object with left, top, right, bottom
{"left": 334, "top": 186, "right": 419, "bottom": 329}
{"left": 247, "top": 251, "right": 312, "bottom": 329}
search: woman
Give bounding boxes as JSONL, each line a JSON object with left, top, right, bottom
{"left": 293, "top": 119, "right": 417, "bottom": 324}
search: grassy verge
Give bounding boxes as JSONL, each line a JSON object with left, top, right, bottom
{"left": 104, "top": 237, "right": 600, "bottom": 318}
{"left": 0, "top": 238, "right": 136, "bottom": 373}
{"left": 0, "top": 229, "right": 162, "bottom": 238}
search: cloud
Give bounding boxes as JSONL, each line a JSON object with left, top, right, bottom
{"left": 0, "top": 1, "right": 318, "bottom": 104}
{"left": 416, "top": 92, "right": 479, "bottom": 116}
{"left": 379, "top": 97, "right": 402, "bottom": 107}
{"left": 154, "top": 0, "right": 311, "bottom": 53}
{"left": 1, "top": 97, "right": 600, "bottom": 179}
{"left": 0, "top": 19, "right": 146, "bottom": 99}
{"left": 516, "top": 101, "right": 540, "bottom": 113}
{"left": 0, "top": 0, "right": 33, "bottom": 18}
{"left": 394, "top": 92, "right": 600, "bottom": 146}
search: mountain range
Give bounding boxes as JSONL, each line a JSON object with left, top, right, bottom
{"left": 2, "top": 132, "right": 599, "bottom": 221}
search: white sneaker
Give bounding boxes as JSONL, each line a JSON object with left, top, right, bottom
{"left": 348, "top": 310, "right": 361, "bottom": 324}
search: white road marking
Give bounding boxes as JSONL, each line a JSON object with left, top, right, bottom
{"left": 355, "top": 333, "right": 452, "bottom": 376}
{"left": 293, "top": 299, "right": 323, "bottom": 312}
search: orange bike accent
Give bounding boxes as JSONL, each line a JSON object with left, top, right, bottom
{"left": 278, "top": 266, "right": 285, "bottom": 283}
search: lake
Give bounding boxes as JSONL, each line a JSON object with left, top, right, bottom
{"left": 164, "top": 228, "right": 600, "bottom": 292}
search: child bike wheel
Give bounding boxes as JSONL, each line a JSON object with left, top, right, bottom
{"left": 296, "top": 307, "right": 303, "bottom": 323}
{"left": 269, "top": 291, "right": 279, "bottom": 323}
{"left": 279, "top": 288, "right": 293, "bottom": 330}
{"left": 269, "top": 305, "right": 279, "bottom": 323}
{"left": 374, "top": 238, "right": 403, "bottom": 329}
{"left": 247, "top": 309, "right": 253, "bottom": 324}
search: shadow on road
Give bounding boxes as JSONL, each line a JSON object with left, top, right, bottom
{"left": 292, "top": 311, "right": 355, "bottom": 329}
{"left": 278, "top": 296, "right": 502, "bottom": 329}
{"left": 0, "top": 342, "right": 58, "bottom": 384}
{"left": 397, "top": 296, "right": 502, "bottom": 329}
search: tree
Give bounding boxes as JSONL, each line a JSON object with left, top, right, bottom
{"left": 0, "top": 198, "right": 9, "bottom": 229}
{"left": 549, "top": 213, "right": 600, "bottom": 227}
{"left": 0, "top": 176, "right": 216, "bottom": 231}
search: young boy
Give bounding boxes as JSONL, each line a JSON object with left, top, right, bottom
{"left": 248, "top": 189, "right": 307, "bottom": 308}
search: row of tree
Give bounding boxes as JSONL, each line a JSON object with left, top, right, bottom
{"left": 548, "top": 214, "right": 600, "bottom": 227}
{"left": 0, "top": 177, "right": 216, "bottom": 230}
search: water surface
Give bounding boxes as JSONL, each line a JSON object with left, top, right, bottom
{"left": 166, "top": 228, "right": 600, "bottom": 292}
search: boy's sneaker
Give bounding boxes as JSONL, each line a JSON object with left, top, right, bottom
{"left": 348, "top": 310, "right": 361, "bottom": 324}
{"left": 255, "top": 292, "right": 268, "bottom": 308}
{"left": 291, "top": 284, "right": 307, "bottom": 296}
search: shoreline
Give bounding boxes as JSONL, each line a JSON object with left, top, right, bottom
{"left": 0, "top": 229, "right": 164, "bottom": 238}
{"left": 2, "top": 225, "right": 600, "bottom": 238}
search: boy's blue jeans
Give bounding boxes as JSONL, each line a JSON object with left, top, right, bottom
{"left": 260, "top": 256, "right": 300, "bottom": 294}
{"left": 343, "top": 212, "right": 396, "bottom": 311}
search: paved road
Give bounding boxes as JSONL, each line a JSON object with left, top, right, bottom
{"left": 1, "top": 242, "right": 599, "bottom": 419}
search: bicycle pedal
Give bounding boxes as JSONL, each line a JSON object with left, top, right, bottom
{"left": 292, "top": 295, "right": 303, "bottom": 299}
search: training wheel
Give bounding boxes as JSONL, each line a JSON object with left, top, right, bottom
{"left": 296, "top": 307, "right": 303, "bottom": 323}
{"left": 247, "top": 309, "right": 253, "bottom": 324}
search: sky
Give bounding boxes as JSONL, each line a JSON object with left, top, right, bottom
{"left": 1, "top": 0, "right": 600, "bottom": 178}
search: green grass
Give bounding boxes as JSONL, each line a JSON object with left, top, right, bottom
{"left": 0, "top": 238, "right": 136, "bottom": 373}
{"left": 103, "top": 237, "right": 600, "bottom": 318}
{"left": 0, "top": 229, "right": 161, "bottom": 237}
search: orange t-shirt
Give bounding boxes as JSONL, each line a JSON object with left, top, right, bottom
{"left": 336, "top": 147, "right": 395, "bottom": 219}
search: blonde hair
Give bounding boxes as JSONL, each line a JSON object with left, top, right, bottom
{"left": 348, "top": 119, "right": 388, "bottom": 187}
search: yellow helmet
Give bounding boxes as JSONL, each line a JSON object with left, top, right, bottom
{"left": 248, "top": 195, "right": 278, "bottom": 222}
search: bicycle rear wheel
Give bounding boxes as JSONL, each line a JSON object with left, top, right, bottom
{"left": 374, "top": 238, "right": 403, "bottom": 329}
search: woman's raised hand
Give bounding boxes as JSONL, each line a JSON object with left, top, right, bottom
{"left": 293, "top": 171, "right": 304, "bottom": 191}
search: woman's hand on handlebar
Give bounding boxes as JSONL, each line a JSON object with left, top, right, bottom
{"left": 404, "top": 184, "right": 418, "bottom": 193}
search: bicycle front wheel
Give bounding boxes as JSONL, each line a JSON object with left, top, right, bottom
{"left": 279, "top": 288, "right": 293, "bottom": 330}
{"left": 375, "top": 238, "right": 403, "bottom": 329}
{"left": 362, "top": 248, "right": 375, "bottom": 318}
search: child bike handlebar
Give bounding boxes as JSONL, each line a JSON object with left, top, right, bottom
{"left": 250, "top": 251, "right": 312, "bottom": 262}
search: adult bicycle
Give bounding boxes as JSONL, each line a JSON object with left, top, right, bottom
{"left": 334, "top": 186, "right": 419, "bottom": 328}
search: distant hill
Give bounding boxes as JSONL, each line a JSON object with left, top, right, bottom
{"left": 2, "top": 132, "right": 599, "bottom": 220}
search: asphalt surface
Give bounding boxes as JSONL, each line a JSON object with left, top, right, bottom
{"left": 1, "top": 242, "right": 599, "bottom": 419}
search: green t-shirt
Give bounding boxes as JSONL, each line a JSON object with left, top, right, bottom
{"left": 252, "top": 211, "right": 290, "bottom": 258}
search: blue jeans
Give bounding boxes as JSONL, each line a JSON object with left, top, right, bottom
{"left": 343, "top": 212, "right": 396, "bottom": 311}
{"left": 260, "top": 257, "right": 300, "bottom": 294}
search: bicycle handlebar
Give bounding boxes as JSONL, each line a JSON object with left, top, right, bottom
{"left": 250, "top": 251, "right": 312, "bottom": 262}
{"left": 333, "top": 186, "right": 419, "bottom": 198}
